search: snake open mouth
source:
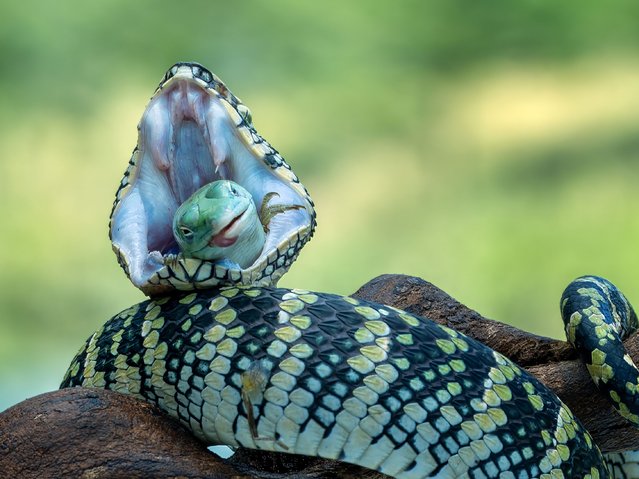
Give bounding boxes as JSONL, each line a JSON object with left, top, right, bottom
{"left": 109, "top": 63, "right": 315, "bottom": 294}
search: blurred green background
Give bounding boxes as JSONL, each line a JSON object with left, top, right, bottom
{"left": 3, "top": 0, "right": 639, "bottom": 411}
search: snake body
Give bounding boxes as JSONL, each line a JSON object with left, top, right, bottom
{"left": 61, "top": 63, "right": 639, "bottom": 478}
{"left": 61, "top": 285, "right": 608, "bottom": 478}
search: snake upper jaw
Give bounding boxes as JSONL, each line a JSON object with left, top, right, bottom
{"left": 109, "top": 63, "right": 316, "bottom": 295}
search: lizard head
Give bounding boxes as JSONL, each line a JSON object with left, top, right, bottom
{"left": 173, "top": 180, "right": 265, "bottom": 269}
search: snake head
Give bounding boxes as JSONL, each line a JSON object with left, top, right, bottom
{"left": 109, "top": 62, "right": 316, "bottom": 295}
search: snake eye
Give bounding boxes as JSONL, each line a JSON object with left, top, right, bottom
{"left": 229, "top": 184, "right": 238, "bottom": 195}
{"left": 179, "top": 226, "right": 193, "bottom": 238}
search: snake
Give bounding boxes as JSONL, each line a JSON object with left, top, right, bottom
{"left": 61, "top": 62, "right": 639, "bottom": 478}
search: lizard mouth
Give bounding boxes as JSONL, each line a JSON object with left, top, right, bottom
{"left": 209, "top": 209, "right": 248, "bottom": 248}
{"left": 109, "top": 62, "right": 316, "bottom": 294}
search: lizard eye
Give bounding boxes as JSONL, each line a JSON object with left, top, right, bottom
{"left": 179, "top": 226, "right": 193, "bottom": 238}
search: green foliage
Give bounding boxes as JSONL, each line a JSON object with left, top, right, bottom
{"left": 3, "top": 0, "right": 639, "bottom": 410}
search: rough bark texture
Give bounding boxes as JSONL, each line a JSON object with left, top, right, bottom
{"left": 1, "top": 274, "right": 638, "bottom": 478}
{"left": 0, "top": 388, "right": 242, "bottom": 478}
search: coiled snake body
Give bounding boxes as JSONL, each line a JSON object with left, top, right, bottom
{"left": 62, "top": 63, "right": 639, "bottom": 478}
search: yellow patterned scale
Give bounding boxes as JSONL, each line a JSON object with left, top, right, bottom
{"left": 62, "top": 286, "right": 608, "bottom": 478}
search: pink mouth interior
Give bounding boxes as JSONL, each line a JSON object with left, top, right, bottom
{"left": 209, "top": 210, "right": 245, "bottom": 247}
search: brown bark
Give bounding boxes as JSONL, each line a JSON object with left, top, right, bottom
{"left": 1, "top": 274, "right": 637, "bottom": 478}
{"left": 0, "top": 387, "right": 243, "bottom": 478}
{"left": 0, "top": 388, "right": 387, "bottom": 479}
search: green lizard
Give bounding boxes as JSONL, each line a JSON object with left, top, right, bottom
{"left": 173, "top": 180, "right": 303, "bottom": 269}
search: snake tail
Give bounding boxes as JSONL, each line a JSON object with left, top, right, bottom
{"left": 561, "top": 275, "right": 639, "bottom": 426}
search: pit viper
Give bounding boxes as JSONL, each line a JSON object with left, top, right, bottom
{"left": 61, "top": 62, "right": 639, "bottom": 478}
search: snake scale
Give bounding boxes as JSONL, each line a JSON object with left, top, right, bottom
{"left": 61, "top": 63, "right": 639, "bottom": 478}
